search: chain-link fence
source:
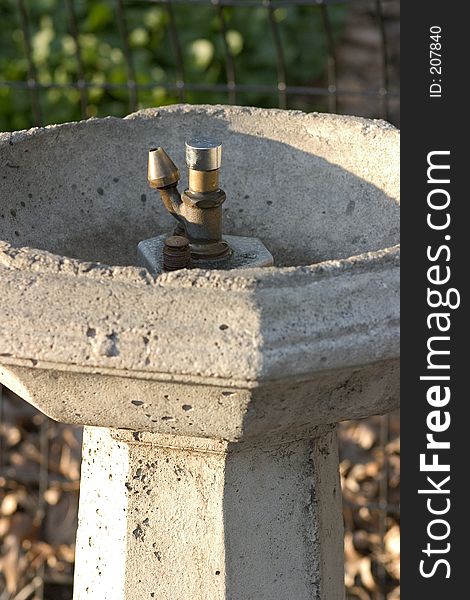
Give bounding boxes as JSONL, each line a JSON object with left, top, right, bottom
{"left": 0, "top": 0, "right": 400, "bottom": 129}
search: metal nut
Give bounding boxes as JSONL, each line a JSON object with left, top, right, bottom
{"left": 163, "top": 236, "right": 191, "bottom": 271}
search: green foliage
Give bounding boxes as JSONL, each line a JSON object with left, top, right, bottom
{"left": 0, "top": 0, "right": 345, "bottom": 131}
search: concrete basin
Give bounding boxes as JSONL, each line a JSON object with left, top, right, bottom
{"left": 0, "top": 105, "right": 399, "bottom": 600}
{"left": 0, "top": 104, "right": 399, "bottom": 436}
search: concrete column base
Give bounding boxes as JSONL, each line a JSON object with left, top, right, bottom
{"left": 73, "top": 426, "right": 344, "bottom": 600}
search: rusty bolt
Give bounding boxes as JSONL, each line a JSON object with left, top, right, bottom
{"left": 163, "top": 236, "right": 191, "bottom": 272}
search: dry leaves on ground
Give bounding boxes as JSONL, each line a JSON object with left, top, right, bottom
{"left": 340, "top": 413, "right": 400, "bottom": 599}
{"left": 1, "top": 389, "right": 80, "bottom": 599}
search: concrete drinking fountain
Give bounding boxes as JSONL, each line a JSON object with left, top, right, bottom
{"left": 0, "top": 105, "right": 399, "bottom": 600}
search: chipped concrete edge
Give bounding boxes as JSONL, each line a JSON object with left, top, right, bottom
{"left": 0, "top": 105, "right": 399, "bottom": 384}
{"left": 0, "top": 103, "right": 399, "bottom": 143}
{"left": 0, "top": 253, "right": 399, "bottom": 383}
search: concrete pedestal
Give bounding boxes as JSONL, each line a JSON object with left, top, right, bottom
{"left": 74, "top": 426, "right": 343, "bottom": 600}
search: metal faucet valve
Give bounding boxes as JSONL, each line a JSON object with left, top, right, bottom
{"left": 141, "top": 136, "right": 274, "bottom": 274}
{"left": 185, "top": 138, "right": 222, "bottom": 195}
{"left": 148, "top": 138, "right": 230, "bottom": 261}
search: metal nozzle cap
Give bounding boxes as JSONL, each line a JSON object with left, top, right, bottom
{"left": 185, "top": 138, "right": 222, "bottom": 171}
{"left": 148, "top": 147, "right": 180, "bottom": 188}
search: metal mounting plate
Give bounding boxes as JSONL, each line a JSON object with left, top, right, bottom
{"left": 137, "top": 234, "right": 274, "bottom": 276}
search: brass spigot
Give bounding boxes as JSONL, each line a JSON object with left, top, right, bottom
{"left": 148, "top": 138, "right": 231, "bottom": 260}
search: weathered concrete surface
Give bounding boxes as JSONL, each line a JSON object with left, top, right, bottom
{"left": 0, "top": 106, "right": 399, "bottom": 432}
{"left": 0, "top": 358, "right": 398, "bottom": 441}
{"left": 0, "top": 106, "right": 399, "bottom": 599}
{"left": 0, "top": 244, "right": 399, "bottom": 431}
{"left": 0, "top": 243, "right": 399, "bottom": 386}
{"left": 74, "top": 426, "right": 343, "bottom": 600}
{"left": 0, "top": 105, "right": 399, "bottom": 267}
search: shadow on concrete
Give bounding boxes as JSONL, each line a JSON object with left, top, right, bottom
{"left": 0, "top": 108, "right": 399, "bottom": 268}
